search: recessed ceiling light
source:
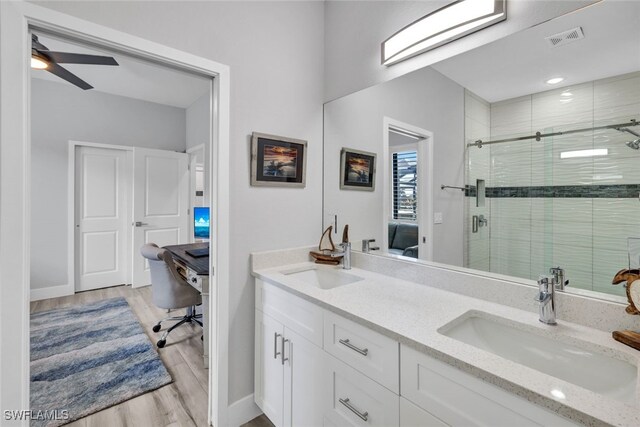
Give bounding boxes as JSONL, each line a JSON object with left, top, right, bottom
{"left": 546, "top": 77, "right": 565, "bottom": 85}
{"left": 560, "top": 91, "right": 572, "bottom": 97}
{"left": 31, "top": 56, "right": 48, "bottom": 69}
{"left": 550, "top": 389, "right": 566, "bottom": 400}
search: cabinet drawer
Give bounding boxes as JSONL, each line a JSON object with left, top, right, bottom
{"left": 324, "top": 311, "right": 399, "bottom": 393}
{"left": 323, "top": 353, "right": 399, "bottom": 427}
{"left": 256, "top": 279, "right": 323, "bottom": 347}
{"left": 400, "top": 345, "right": 580, "bottom": 427}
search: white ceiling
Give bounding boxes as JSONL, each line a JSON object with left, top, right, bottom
{"left": 31, "top": 33, "right": 210, "bottom": 108}
{"left": 432, "top": 0, "right": 640, "bottom": 103}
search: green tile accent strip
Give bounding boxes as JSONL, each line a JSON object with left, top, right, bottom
{"left": 465, "top": 184, "right": 640, "bottom": 198}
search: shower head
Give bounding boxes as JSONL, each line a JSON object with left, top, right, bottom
{"left": 626, "top": 139, "right": 640, "bottom": 150}
{"left": 614, "top": 127, "right": 640, "bottom": 149}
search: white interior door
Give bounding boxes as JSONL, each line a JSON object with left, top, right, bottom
{"left": 75, "top": 146, "right": 129, "bottom": 292}
{"left": 132, "top": 147, "right": 189, "bottom": 287}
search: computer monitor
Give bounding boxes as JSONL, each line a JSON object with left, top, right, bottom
{"left": 193, "top": 207, "right": 210, "bottom": 240}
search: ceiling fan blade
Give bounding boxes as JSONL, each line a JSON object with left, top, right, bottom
{"left": 44, "top": 51, "right": 119, "bottom": 66}
{"left": 47, "top": 63, "right": 93, "bottom": 90}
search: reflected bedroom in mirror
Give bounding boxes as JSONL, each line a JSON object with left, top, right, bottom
{"left": 323, "top": 0, "right": 640, "bottom": 301}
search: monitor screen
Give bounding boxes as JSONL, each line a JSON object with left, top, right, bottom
{"left": 194, "top": 207, "right": 210, "bottom": 239}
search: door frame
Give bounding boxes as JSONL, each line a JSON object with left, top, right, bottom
{"left": 382, "top": 117, "right": 434, "bottom": 261}
{"left": 69, "top": 141, "right": 134, "bottom": 294}
{"left": 0, "top": 3, "right": 231, "bottom": 426}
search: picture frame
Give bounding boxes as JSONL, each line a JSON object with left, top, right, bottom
{"left": 251, "top": 132, "right": 307, "bottom": 188}
{"left": 340, "top": 148, "right": 376, "bottom": 191}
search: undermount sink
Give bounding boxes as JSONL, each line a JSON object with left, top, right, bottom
{"left": 439, "top": 312, "right": 637, "bottom": 404}
{"left": 281, "top": 267, "right": 364, "bottom": 289}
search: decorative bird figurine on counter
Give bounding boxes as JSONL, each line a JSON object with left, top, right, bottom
{"left": 612, "top": 269, "right": 640, "bottom": 315}
{"left": 611, "top": 269, "right": 640, "bottom": 351}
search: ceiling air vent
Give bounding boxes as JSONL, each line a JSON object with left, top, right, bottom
{"left": 545, "top": 27, "right": 585, "bottom": 47}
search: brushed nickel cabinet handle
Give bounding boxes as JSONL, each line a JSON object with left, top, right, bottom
{"left": 339, "top": 397, "right": 368, "bottom": 422}
{"left": 274, "top": 333, "right": 281, "bottom": 359}
{"left": 339, "top": 338, "right": 368, "bottom": 356}
{"left": 281, "top": 336, "right": 289, "bottom": 365}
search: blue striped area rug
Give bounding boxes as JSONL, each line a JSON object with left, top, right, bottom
{"left": 30, "top": 297, "right": 172, "bottom": 427}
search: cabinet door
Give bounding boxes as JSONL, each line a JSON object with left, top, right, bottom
{"left": 255, "top": 309, "right": 284, "bottom": 427}
{"left": 283, "top": 327, "right": 325, "bottom": 427}
{"left": 400, "top": 397, "right": 448, "bottom": 427}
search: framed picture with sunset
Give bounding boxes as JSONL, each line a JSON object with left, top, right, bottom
{"left": 340, "top": 148, "right": 376, "bottom": 191}
{"left": 251, "top": 132, "right": 307, "bottom": 187}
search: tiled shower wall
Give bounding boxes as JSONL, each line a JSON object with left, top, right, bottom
{"left": 465, "top": 71, "right": 640, "bottom": 297}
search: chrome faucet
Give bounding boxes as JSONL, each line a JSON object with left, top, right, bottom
{"left": 535, "top": 274, "right": 567, "bottom": 325}
{"left": 362, "top": 239, "right": 380, "bottom": 253}
{"left": 549, "top": 266, "right": 569, "bottom": 291}
{"left": 330, "top": 242, "right": 351, "bottom": 270}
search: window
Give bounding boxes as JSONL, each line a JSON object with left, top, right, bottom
{"left": 392, "top": 150, "right": 417, "bottom": 221}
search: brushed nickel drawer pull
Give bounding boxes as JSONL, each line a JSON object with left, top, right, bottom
{"left": 281, "top": 336, "right": 289, "bottom": 365}
{"left": 339, "top": 338, "right": 369, "bottom": 356}
{"left": 274, "top": 333, "right": 281, "bottom": 359}
{"left": 339, "top": 397, "right": 368, "bottom": 422}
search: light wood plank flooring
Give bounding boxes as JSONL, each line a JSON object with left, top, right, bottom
{"left": 30, "top": 285, "right": 208, "bottom": 427}
{"left": 241, "top": 415, "right": 274, "bottom": 427}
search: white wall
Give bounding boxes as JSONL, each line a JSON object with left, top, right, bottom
{"left": 187, "top": 92, "right": 210, "bottom": 202}
{"left": 33, "top": 0, "right": 326, "bottom": 408}
{"left": 30, "top": 78, "right": 187, "bottom": 290}
{"left": 324, "top": 66, "right": 465, "bottom": 266}
{"left": 323, "top": 0, "right": 600, "bottom": 101}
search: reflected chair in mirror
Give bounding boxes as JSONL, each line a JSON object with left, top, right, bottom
{"left": 140, "top": 243, "right": 203, "bottom": 348}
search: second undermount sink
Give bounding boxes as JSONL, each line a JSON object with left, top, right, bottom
{"left": 281, "top": 267, "right": 364, "bottom": 290}
{"left": 439, "top": 312, "right": 637, "bottom": 404}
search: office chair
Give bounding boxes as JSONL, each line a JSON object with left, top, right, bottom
{"left": 140, "top": 243, "right": 203, "bottom": 348}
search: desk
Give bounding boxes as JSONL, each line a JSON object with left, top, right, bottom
{"left": 164, "top": 243, "right": 210, "bottom": 366}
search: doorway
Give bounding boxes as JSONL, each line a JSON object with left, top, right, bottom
{"left": 0, "top": 3, "right": 231, "bottom": 424}
{"left": 383, "top": 117, "right": 434, "bottom": 261}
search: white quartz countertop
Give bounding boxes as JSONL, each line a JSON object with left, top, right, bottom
{"left": 252, "top": 261, "right": 640, "bottom": 427}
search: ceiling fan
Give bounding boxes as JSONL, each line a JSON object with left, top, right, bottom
{"left": 31, "top": 34, "right": 119, "bottom": 90}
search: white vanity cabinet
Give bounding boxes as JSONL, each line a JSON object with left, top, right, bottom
{"left": 254, "top": 309, "right": 325, "bottom": 427}
{"left": 254, "top": 279, "right": 325, "bottom": 427}
{"left": 255, "top": 277, "right": 580, "bottom": 427}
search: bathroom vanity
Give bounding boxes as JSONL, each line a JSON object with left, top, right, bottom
{"left": 252, "top": 247, "right": 640, "bottom": 427}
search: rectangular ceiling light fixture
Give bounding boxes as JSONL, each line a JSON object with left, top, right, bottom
{"left": 560, "top": 148, "right": 608, "bottom": 159}
{"left": 382, "top": 0, "right": 506, "bottom": 66}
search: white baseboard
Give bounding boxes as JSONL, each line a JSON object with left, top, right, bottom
{"left": 228, "top": 394, "right": 262, "bottom": 427}
{"left": 30, "top": 284, "right": 74, "bottom": 301}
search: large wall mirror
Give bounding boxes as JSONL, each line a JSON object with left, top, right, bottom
{"left": 323, "top": 0, "right": 640, "bottom": 300}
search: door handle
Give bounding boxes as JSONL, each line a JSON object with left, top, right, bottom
{"left": 134, "top": 221, "right": 149, "bottom": 227}
{"left": 472, "top": 215, "right": 479, "bottom": 233}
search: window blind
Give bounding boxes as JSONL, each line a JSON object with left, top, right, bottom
{"left": 392, "top": 151, "right": 417, "bottom": 221}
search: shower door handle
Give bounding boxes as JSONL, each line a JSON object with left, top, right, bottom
{"left": 472, "top": 215, "right": 479, "bottom": 233}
